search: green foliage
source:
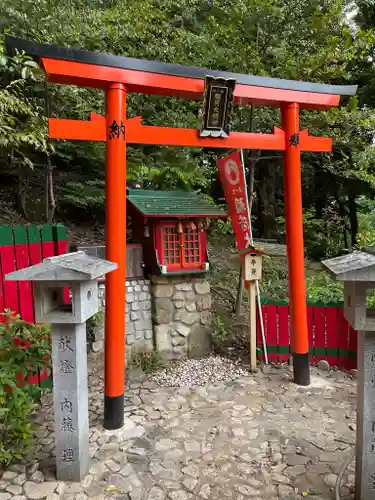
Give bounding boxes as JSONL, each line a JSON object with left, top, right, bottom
{"left": 212, "top": 314, "right": 228, "bottom": 343}
{"left": 279, "top": 208, "right": 348, "bottom": 261}
{"left": 357, "top": 229, "right": 375, "bottom": 249}
{"left": 209, "top": 219, "right": 234, "bottom": 239}
{"left": 303, "top": 210, "right": 347, "bottom": 260}
{"left": 260, "top": 255, "right": 345, "bottom": 304}
{"left": 0, "top": 312, "right": 51, "bottom": 465}
{"left": 130, "top": 349, "right": 166, "bottom": 374}
{"left": 260, "top": 256, "right": 289, "bottom": 300}
{"left": 87, "top": 309, "right": 104, "bottom": 329}
{"left": 0, "top": 0, "right": 371, "bottom": 219}
{"left": 0, "top": 33, "right": 50, "bottom": 161}
{"left": 305, "top": 272, "right": 344, "bottom": 303}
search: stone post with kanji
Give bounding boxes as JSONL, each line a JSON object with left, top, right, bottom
{"left": 323, "top": 250, "right": 375, "bottom": 500}
{"left": 5, "top": 252, "right": 117, "bottom": 482}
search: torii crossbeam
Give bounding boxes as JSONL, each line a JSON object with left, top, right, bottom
{"left": 7, "top": 36, "right": 357, "bottom": 430}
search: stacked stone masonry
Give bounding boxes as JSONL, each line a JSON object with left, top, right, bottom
{"left": 92, "top": 276, "right": 212, "bottom": 359}
{"left": 151, "top": 275, "right": 212, "bottom": 358}
{"left": 94, "top": 279, "right": 153, "bottom": 353}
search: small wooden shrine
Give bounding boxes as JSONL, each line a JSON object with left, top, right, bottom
{"left": 127, "top": 189, "right": 226, "bottom": 275}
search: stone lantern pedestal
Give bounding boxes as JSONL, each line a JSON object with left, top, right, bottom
{"left": 324, "top": 251, "right": 375, "bottom": 500}
{"left": 6, "top": 252, "right": 116, "bottom": 482}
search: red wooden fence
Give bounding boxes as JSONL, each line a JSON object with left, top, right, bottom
{"left": 0, "top": 224, "right": 68, "bottom": 387}
{"left": 257, "top": 299, "right": 357, "bottom": 370}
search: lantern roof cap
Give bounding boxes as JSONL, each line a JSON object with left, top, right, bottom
{"left": 127, "top": 189, "right": 226, "bottom": 218}
{"left": 323, "top": 251, "right": 375, "bottom": 282}
{"left": 5, "top": 251, "right": 117, "bottom": 282}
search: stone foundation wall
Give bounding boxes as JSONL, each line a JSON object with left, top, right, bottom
{"left": 91, "top": 276, "right": 212, "bottom": 360}
{"left": 92, "top": 279, "right": 153, "bottom": 354}
{"left": 151, "top": 275, "right": 212, "bottom": 358}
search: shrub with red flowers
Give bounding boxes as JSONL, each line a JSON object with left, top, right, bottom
{"left": 0, "top": 311, "right": 51, "bottom": 464}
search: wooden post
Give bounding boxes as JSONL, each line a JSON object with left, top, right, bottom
{"left": 248, "top": 278, "right": 257, "bottom": 372}
{"left": 243, "top": 250, "right": 263, "bottom": 372}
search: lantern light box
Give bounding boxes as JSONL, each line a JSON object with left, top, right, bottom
{"left": 127, "top": 189, "right": 227, "bottom": 276}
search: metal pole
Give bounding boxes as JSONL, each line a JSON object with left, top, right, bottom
{"left": 282, "top": 103, "right": 310, "bottom": 386}
{"left": 104, "top": 83, "right": 127, "bottom": 429}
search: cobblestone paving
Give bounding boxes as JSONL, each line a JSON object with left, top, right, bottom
{"left": 1, "top": 359, "right": 357, "bottom": 500}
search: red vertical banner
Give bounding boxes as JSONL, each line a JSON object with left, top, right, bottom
{"left": 217, "top": 151, "right": 251, "bottom": 250}
{"left": 13, "top": 226, "right": 34, "bottom": 323}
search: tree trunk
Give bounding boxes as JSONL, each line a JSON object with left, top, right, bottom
{"left": 343, "top": 228, "right": 348, "bottom": 249}
{"left": 44, "top": 82, "right": 56, "bottom": 223}
{"left": 348, "top": 194, "right": 358, "bottom": 247}
{"left": 255, "top": 160, "right": 277, "bottom": 238}
{"left": 46, "top": 155, "right": 56, "bottom": 223}
{"left": 18, "top": 171, "right": 29, "bottom": 221}
{"left": 314, "top": 168, "right": 325, "bottom": 218}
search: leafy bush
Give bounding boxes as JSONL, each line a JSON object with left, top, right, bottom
{"left": 305, "top": 272, "right": 344, "bottom": 303}
{"left": 260, "top": 256, "right": 289, "bottom": 300}
{"left": 86, "top": 309, "right": 104, "bottom": 347}
{"left": 0, "top": 312, "right": 51, "bottom": 465}
{"left": 279, "top": 210, "right": 346, "bottom": 260}
{"left": 130, "top": 348, "right": 166, "bottom": 374}
{"left": 213, "top": 315, "right": 228, "bottom": 343}
{"left": 357, "top": 229, "right": 375, "bottom": 249}
{"left": 261, "top": 257, "right": 345, "bottom": 304}
{"left": 209, "top": 219, "right": 234, "bottom": 238}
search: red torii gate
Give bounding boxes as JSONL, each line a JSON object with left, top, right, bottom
{"left": 7, "top": 36, "right": 357, "bottom": 430}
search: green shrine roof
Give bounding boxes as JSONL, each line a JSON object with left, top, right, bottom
{"left": 127, "top": 189, "right": 226, "bottom": 218}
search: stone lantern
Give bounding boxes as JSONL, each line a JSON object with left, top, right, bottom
{"left": 6, "top": 252, "right": 117, "bottom": 482}
{"left": 323, "top": 250, "right": 375, "bottom": 500}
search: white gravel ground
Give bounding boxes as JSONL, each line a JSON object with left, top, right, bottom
{"left": 149, "top": 355, "right": 250, "bottom": 387}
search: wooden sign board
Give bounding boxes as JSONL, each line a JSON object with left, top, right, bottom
{"left": 244, "top": 253, "right": 262, "bottom": 281}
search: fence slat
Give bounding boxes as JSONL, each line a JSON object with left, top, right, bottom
{"left": 348, "top": 326, "right": 357, "bottom": 370}
{"left": 278, "top": 305, "right": 290, "bottom": 362}
{"left": 256, "top": 306, "right": 265, "bottom": 361}
{"left": 13, "top": 226, "right": 34, "bottom": 323}
{"left": 53, "top": 225, "right": 69, "bottom": 304}
{"left": 0, "top": 231, "right": 5, "bottom": 322}
{"left": 41, "top": 225, "right": 55, "bottom": 258}
{"left": 313, "top": 306, "right": 326, "bottom": 364}
{"left": 307, "top": 306, "right": 314, "bottom": 363}
{"left": 326, "top": 307, "right": 339, "bottom": 367}
{"left": 337, "top": 308, "right": 350, "bottom": 370}
{"left": 0, "top": 226, "right": 19, "bottom": 315}
{"left": 266, "top": 304, "right": 278, "bottom": 363}
{"left": 27, "top": 225, "right": 43, "bottom": 265}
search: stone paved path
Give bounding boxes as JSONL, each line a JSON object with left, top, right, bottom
{"left": 1, "top": 358, "right": 357, "bottom": 500}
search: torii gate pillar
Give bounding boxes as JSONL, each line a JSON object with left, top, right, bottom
{"left": 104, "top": 83, "right": 127, "bottom": 429}
{"left": 282, "top": 103, "right": 310, "bottom": 385}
